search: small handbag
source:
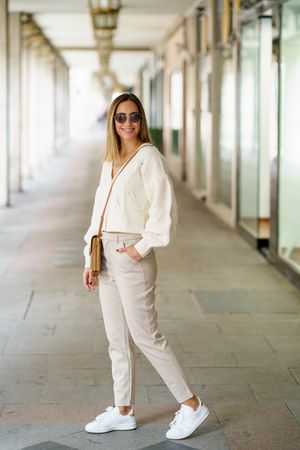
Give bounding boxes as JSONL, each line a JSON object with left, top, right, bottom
{"left": 89, "top": 144, "right": 148, "bottom": 288}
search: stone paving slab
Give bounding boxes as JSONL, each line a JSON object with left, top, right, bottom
{"left": 0, "top": 302, "right": 28, "bottom": 320}
{"left": 263, "top": 335, "right": 300, "bottom": 352}
{"left": 214, "top": 403, "right": 300, "bottom": 450}
{"left": 218, "top": 320, "right": 300, "bottom": 335}
{"left": 0, "top": 335, "right": 8, "bottom": 354}
{"left": 189, "top": 366, "right": 295, "bottom": 385}
{"left": 192, "top": 384, "right": 257, "bottom": 404}
{"left": 0, "top": 355, "right": 48, "bottom": 370}
{"left": 173, "top": 351, "right": 237, "bottom": 368}
{"left": 4, "top": 334, "right": 95, "bottom": 355}
{"left": 146, "top": 384, "right": 257, "bottom": 405}
{"left": 197, "top": 312, "right": 300, "bottom": 323}
{"left": 290, "top": 368, "right": 300, "bottom": 384}
{"left": 250, "top": 382, "right": 300, "bottom": 402}
{"left": 47, "top": 353, "right": 112, "bottom": 369}
{"left": 22, "top": 442, "right": 78, "bottom": 450}
{"left": 140, "top": 442, "right": 199, "bottom": 450}
{"left": 194, "top": 290, "right": 300, "bottom": 314}
{"left": 40, "top": 385, "right": 149, "bottom": 405}
{"left": 210, "top": 266, "right": 296, "bottom": 290}
{"left": 5, "top": 321, "right": 57, "bottom": 338}
{"left": 159, "top": 319, "right": 221, "bottom": 335}
{"left": 286, "top": 401, "right": 300, "bottom": 424}
{"left": 0, "top": 383, "right": 43, "bottom": 403}
{"left": 232, "top": 351, "right": 300, "bottom": 367}
{"left": 0, "top": 286, "right": 32, "bottom": 304}
{"left": 178, "top": 333, "right": 274, "bottom": 353}
{"left": 45, "top": 367, "right": 95, "bottom": 386}
{"left": 188, "top": 247, "right": 265, "bottom": 266}
{"left": 250, "top": 312, "right": 300, "bottom": 322}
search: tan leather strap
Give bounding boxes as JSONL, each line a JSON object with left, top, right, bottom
{"left": 96, "top": 143, "right": 149, "bottom": 238}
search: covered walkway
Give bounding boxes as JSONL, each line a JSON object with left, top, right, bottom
{"left": 0, "top": 133, "right": 300, "bottom": 450}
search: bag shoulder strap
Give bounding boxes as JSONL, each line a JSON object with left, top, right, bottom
{"left": 96, "top": 142, "right": 149, "bottom": 238}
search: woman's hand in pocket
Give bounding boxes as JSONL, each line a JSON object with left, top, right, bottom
{"left": 117, "top": 245, "right": 142, "bottom": 262}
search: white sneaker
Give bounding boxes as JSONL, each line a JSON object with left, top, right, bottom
{"left": 166, "top": 399, "right": 209, "bottom": 440}
{"left": 85, "top": 406, "right": 137, "bottom": 434}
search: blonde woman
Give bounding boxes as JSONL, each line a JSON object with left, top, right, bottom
{"left": 82, "top": 93, "right": 209, "bottom": 439}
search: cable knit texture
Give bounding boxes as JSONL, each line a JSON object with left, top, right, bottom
{"left": 83, "top": 144, "right": 178, "bottom": 267}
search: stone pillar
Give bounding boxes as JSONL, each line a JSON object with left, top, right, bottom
{"left": 19, "top": 15, "right": 69, "bottom": 182}
{"left": 54, "top": 58, "right": 69, "bottom": 151}
{"left": 63, "top": 62, "right": 70, "bottom": 144}
{"left": 27, "top": 37, "right": 43, "bottom": 175}
{"left": 0, "top": 0, "right": 9, "bottom": 206}
{"left": 9, "top": 12, "right": 22, "bottom": 192}
{"left": 41, "top": 46, "right": 55, "bottom": 161}
{"left": 27, "top": 44, "right": 37, "bottom": 175}
{"left": 21, "top": 38, "right": 30, "bottom": 179}
{"left": 208, "top": 0, "right": 221, "bottom": 206}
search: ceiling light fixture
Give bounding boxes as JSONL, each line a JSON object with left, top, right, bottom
{"left": 89, "top": 0, "right": 121, "bottom": 30}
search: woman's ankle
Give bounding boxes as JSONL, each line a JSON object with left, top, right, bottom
{"left": 118, "top": 405, "right": 132, "bottom": 415}
{"left": 182, "top": 394, "right": 201, "bottom": 411}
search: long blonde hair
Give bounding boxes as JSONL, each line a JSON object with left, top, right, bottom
{"left": 103, "top": 93, "right": 152, "bottom": 162}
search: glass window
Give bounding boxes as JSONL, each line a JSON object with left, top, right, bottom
{"left": 150, "top": 71, "right": 164, "bottom": 151}
{"left": 238, "top": 20, "right": 260, "bottom": 235}
{"left": 278, "top": 0, "right": 300, "bottom": 273}
{"left": 218, "top": 52, "right": 235, "bottom": 208}
{"left": 198, "top": 57, "right": 210, "bottom": 193}
{"left": 170, "top": 69, "right": 183, "bottom": 156}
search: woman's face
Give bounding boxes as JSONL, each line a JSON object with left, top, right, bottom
{"left": 114, "top": 100, "right": 141, "bottom": 143}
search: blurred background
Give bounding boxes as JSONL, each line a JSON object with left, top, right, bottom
{"left": 0, "top": 0, "right": 299, "bottom": 285}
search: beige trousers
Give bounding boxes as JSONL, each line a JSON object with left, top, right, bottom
{"left": 99, "top": 232, "right": 193, "bottom": 406}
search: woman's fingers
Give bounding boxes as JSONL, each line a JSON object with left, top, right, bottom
{"left": 83, "top": 269, "right": 92, "bottom": 291}
{"left": 117, "top": 245, "right": 142, "bottom": 261}
{"left": 116, "top": 247, "right": 127, "bottom": 252}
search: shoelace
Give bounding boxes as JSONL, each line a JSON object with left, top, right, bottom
{"left": 169, "top": 409, "right": 184, "bottom": 428}
{"left": 95, "top": 406, "right": 114, "bottom": 420}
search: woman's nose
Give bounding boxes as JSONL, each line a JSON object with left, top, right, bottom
{"left": 125, "top": 115, "right": 135, "bottom": 124}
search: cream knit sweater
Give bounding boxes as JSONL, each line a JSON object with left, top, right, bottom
{"left": 83, "top": 144, "right": 178, "bottom": 267}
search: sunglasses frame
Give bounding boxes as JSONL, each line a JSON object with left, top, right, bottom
{"left": 113, "top": 112, "right": 142, "bottom": 123}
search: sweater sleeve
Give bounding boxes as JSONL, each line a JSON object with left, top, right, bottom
{"left": 83, "top": 168, "right": 105, "bottom": 268}
{"left": 134, "top": 151, "right": 178, "bottom": 258}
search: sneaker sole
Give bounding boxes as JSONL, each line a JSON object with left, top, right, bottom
{"left": 166, "top": 407, "right": 209, "bottom": 440}
{"left": 86, "top": 424, "right": 137, "bottom": 434}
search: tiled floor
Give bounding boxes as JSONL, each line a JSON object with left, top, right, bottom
{"left": 0, "top": 130, "right": 300, "bottom": 450}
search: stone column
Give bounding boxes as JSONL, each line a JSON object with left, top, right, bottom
{"left": 0, "top": 0, "right": 9, "bottom": 206}
{"left": 41, "top": 46, "right": 55, "bottom": 161}
{"left": 55, "top": 57, "right": 69, "bottom": 152}
{"left": 63, "top": 62, "right": 70, "bottom": 144}
{"left": 27, "top": 36, "right": 44, "bottom": 175}
{"left": 21, "top": 38, "right": 30, "bottom": 179}
{"left": 9, "top": 12, "right": 22, "bottom": 192}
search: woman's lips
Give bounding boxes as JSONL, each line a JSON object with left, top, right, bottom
{"left": 121, "top": 128, "right": 135, "bottom": 133}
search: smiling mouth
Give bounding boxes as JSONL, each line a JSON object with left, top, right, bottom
{"left": 121, "top": 128, "right": 135, "bottom": 132}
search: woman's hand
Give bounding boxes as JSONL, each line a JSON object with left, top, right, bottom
{"left": 82, "top": 268, "right": 96, "bottom": 291}
{"left": 117, "top": 245, "right": 142, "bottom": 262}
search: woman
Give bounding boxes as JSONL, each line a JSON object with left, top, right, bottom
{"left": 82, "top": 93, "right": 209, "bottom": 440}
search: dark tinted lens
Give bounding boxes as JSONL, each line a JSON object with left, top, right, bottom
{"left": 114, "top": 113, "right": 126, "bottom": 123}
{"left": 129, "top": 112, "right": 141, "bottom": 122}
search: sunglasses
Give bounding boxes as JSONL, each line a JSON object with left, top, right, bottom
{"left": 114, "top": 112, "right": 142, "bottom": 123}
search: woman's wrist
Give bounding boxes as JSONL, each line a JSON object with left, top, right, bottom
{"left": 134, "top": 240, "right": 152, "bottom": 258}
